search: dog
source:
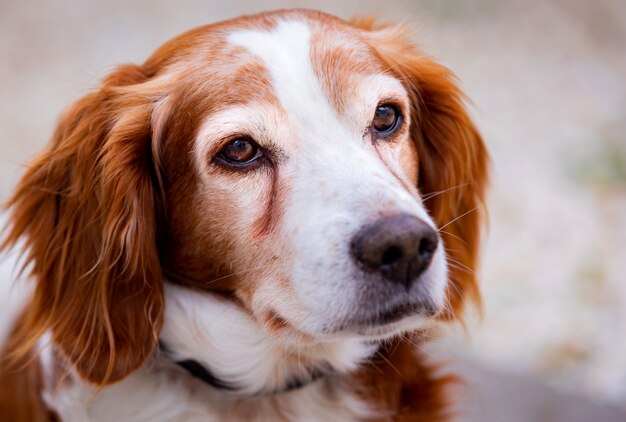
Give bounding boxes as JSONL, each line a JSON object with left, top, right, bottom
{"left": 0, "top": 9, "right": 488, "bottom": 421}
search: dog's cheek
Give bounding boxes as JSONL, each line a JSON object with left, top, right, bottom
{"left": 398, "top": 138, "right": 419, "bottom": 185}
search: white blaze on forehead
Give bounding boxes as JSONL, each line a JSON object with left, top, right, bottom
{"left": 228, "top": 20, "right": 337, "bottom": 135}
{"left": 228, "top": 20, "right": 410, "bottom": 141}
{"left": 226, "top": 20, "right": 447, "bottom": 335}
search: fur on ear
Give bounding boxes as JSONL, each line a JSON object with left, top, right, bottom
{"left": 2, "top": 64, "right": 165, "bottom": 384}
{"left": 357, "top": 21, "right": 489, "bottom": 318}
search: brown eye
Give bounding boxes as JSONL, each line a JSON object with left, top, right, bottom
{"left": 216, "top": 138, "right": 262, "bottom": 166}
{"left": 372, "top": 104, "right": 400, "bottom": 134}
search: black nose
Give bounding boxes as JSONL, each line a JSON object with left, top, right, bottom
{"left": 350, "top": 214, "right": 439, "bottom": 287}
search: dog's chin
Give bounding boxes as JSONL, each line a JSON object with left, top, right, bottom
{"left": 352, "top": 313, "right": 441, "bottom": 341}
{"left": 288, "top": 305, "right": 444, "bottom": 346}
{"left": 343, "top": 310, "right": 442, "bottom": 340}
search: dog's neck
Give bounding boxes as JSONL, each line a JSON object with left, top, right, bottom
{"left": 38, "top": 283, "right": 381, "bottom": 421}
{"left": 159, "top": 283, "right": 379, "bottom": 397}
{"left": 168, "top": 354, "right": 330, "bottom": 395}
{"left": 39, "top": 341, "right": 378, "bottom": 422}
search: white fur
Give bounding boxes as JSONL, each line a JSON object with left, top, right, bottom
{"left": 41, "top": 363, "right": 376, "bottom": 422}
{"left": 40, "top": 284, "right": 379, "bottom": 421}
{"left": 160, "top": 283, "right": 377, "bottom": 395}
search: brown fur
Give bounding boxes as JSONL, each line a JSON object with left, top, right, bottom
{"left": 1, "top": 64, "right": 164, "bottom": 386}
{"left": 0, "top": 10, "right": 487, "bottom": 421}
{"left": 0, "top": 315, "right": 59, "bottom": 421}
{"left": 353, "top": 340, "right": 458, "bottom": 422}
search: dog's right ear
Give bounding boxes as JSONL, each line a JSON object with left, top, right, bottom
{"left": 3, "top": 64, "right": 165, "bottom": 385}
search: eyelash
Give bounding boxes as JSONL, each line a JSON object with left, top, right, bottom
{"left": 369, "top": 103, "right": 405, "bottom": 141}
{"left": 212, "top": 136, "right": 273, "bottom": 171}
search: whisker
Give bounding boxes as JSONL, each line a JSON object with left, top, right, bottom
{"left": 422, "top": 183, "right": 469, "bottom": 202}
{"left": 445, "top": 279, "right": 473, "bottom": 311}
{"left": 447, "top": 263, "right": 473, "bottom": 276}
{"left": 375, "top": 351, "right": 404, "bottom": 380}
{"left": 388, "top": 339, "right": 402, "bottom": 356}
{"left": 202, "top": 263, "right": 277, "bottom": 285}
{"left": 401, "top": 334, "right": 433, "bottom": 359}
{"left": 438, "top": 205, "right": 482, "bottom": 232}
{"left": 445, "top": 256, "right": 474, "bottom": 275}
{"left": 400, "top": 333, "right": 415, "bottom": 348}
{"left": 162, "top": 263, "right": 278, "bottom": 289}
{"left": 446, "top": 278, "right": 464, "bottom": 296}
{"left": 439, "top": 229, "right": 469, "bottom": 248}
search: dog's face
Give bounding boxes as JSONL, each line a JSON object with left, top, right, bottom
{"left": 160, "top": 18, "right": 446, "bottom": 341}
{"left": 7, "top": 10, "right": 487, "bottom": 384}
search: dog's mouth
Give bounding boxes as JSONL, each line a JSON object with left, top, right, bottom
{"left": 321, "top": 299, "right": 441, "bottom": 338}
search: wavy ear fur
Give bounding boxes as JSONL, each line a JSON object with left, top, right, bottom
{"left": 2, "top": 64, "right": 164, "bottom": 384}
{"left": 359, "top": 21, "right": 489, "bottom": 317}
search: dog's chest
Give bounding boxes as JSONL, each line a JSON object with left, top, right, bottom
{"left": 41, "top": 361, "right": 376, "bottom": 422}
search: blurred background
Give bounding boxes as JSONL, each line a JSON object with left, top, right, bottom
{"left": 1, "top": 1, "right": 625, "bottom": 420}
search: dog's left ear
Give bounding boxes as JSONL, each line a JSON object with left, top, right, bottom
{"left": 355, "top": 20, "right": 489, "bottom": 317}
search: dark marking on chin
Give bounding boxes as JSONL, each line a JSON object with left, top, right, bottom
{"left": 264, "top": 309, "right": 291, "bottom": 333}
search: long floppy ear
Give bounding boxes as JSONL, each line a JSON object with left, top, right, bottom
{"left": 358, "top": 21, "right": 489, "bottom": 318}
{"left": 2, "top": 64, "right": 164, "bottom": 384}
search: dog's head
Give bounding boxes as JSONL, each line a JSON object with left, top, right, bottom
{"left": 5, "top": 10, "right": 487, "bottom": 385}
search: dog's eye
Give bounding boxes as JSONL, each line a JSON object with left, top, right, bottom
{"left": 372, "top": 104, "right": 400, "bottom": 135}
{"left": 216, "top": 138, "right": 263, "bottom": 166}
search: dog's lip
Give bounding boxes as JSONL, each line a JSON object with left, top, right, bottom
{"left": 327, "top": 300, "right": 439, "bottom": 334}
